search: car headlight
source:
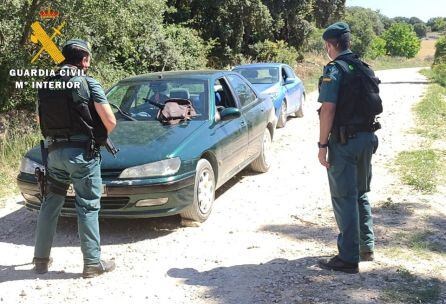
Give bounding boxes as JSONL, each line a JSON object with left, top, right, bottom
{"left": 119, "top": 157, "right": 181, "bottom": 179}
{"left": 20, "top": 157, "right": 44, "bottom": 175}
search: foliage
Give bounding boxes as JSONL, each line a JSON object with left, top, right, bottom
{"left": 432, "top": 64, "right": 446, "bottom": 87}
{"left": 0, "top": 0, "right": 210, "bottom": 112}
{"left": 382, "top": 23, "right": 421, "bottom": 58}
{"left": 344, "top": 7, "right": 383, "bottom": 56}
{"left": 409, "top": 17, "right": 424, "bottom": 25}
{"left": 302, "top": 27, "right": 325, "bottom": 54}
{"left": 413, "top": 23, "right": 428, "bottom": 38}
{"left": 366, "top": 36, "right": 386, "bottom": 59}
{"left": 311, "top": 0, "right": 346, "bottom": 28}
{"left": 427, "top": 17, "right": 446, "bottom": 32}
{"left": 249, "top": 40, "right": 299, "bottom": 66}
{"left": 434, "top": 36, "right": 446, "bottom": 64}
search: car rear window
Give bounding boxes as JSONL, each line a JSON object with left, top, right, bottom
{"left": 234, "top": 67, "right": 279, "bottom": 84}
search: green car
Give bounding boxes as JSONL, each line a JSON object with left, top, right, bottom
{"left": 17, "top": 70, "right": 277, "bottom": 222}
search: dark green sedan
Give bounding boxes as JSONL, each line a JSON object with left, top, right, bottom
{"left": 17, "top": 70, "right": 277, "bottom": 222}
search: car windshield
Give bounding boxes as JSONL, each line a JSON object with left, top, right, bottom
{"left": 234, "top": 67, "right": 279, "bottom": 84}
{"left": 106, "top": 78, "right": 209, "bottom": 121}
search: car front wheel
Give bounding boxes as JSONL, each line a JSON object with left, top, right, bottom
{"left": 180, "top": 159, "right": 215, "bottom": 222}
{"left": 250, "top": 129, "right": 272, "bottom": 173}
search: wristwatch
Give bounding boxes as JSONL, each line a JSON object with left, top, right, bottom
{"left": 318, "top": 142, "right": 329, "bottom": 148}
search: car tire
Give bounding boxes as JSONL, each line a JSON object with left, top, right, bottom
{"left": 250, "top": 129, "right": 272, "bottom": 173}
{"left": 277, "top": 100, "right": 287, "bottom": 128}
{"left": 180, "top": 159, "right": 215, "bottom": 223}
{"left": 295, "top": 93, "right": 304, "bottom": 118}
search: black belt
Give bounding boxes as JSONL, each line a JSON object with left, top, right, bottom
{"left": 48, "top": 141, "right": 88, "bottom": 153}
{"left": 333, "top": 124, "right": 374, "bottom": 133}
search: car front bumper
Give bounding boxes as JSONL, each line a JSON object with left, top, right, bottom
{"left": 17, "top": 172, "right": 195, "bottom": 218}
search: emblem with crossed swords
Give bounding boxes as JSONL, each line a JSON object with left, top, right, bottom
{"left": 30, "top": 21, "right": 66, "bottom": 64}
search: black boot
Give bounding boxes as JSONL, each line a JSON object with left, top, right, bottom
{"left": 82, "top": 260, "right": 116, "bottom": 278}
{"left": 318, "top": 256, "right": 359, "bottom": 274}
{"left": 33, "top": 257, "right": 53, "bottom": 274}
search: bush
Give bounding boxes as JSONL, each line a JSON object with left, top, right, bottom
{"left": 432, "top": 63, "right": 446, "bottom": 86}
{"left": 302, "top": 27, "right": 325, "bottom": 54}
{"left": 249, "top": 40, "right": 299, "bottom": 66}
{"left": 413, "top": 23, "right": 428, "bottom": 38}
{"left": 382, "top": 23, "right": 421, "bottom": 58}
{"left": 434, "top": 36, "right": 446, "bottom": 64}
{"left": 366, "top": 36, "right": 387, "bottom": 59}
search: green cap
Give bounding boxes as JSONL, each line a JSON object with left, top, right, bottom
{"left": 322, "top": 22, "right": 350, "bottom": 40}
{"left": 62, "top": 39, "right": 92, "bottom": 54}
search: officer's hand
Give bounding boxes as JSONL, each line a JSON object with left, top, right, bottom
{"left": 318, "top": 147, "right": 330, "bottom": 168}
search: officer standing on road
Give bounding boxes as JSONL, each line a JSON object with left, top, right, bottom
{"left": 33, "top": 39, "right": 117, "bottom": 278}
{"left": 316, "top": 22, "right": 379, "bottom": 274}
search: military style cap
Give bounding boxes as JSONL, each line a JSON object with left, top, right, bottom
{"left": 62, "top": 39, "right": 92, "bottom": 54}
{"left": 322, "top": 22, "right": 350, "bottom": 40}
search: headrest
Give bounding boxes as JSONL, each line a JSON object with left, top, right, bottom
{"left": 170, "top": 88, "right": 190, "bottom": 100}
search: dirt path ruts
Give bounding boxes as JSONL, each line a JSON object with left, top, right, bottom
{"left": 1, "top": 68, "right": 445, "bottom": 304}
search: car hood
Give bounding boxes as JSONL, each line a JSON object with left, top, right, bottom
{"left": 26, "top": 120, "right": 206, "bottom": 170}
{"left": 252, "top": 83, "right": 281, "bottom": 95}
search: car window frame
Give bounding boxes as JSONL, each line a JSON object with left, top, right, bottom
{"left": 225, "top": 73, "right": 259, "bottom": 110}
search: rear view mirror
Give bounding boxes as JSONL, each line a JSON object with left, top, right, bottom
{"left": 220, "top": 107, "right": 241, "bottom": 121}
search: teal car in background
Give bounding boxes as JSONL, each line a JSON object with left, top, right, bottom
{"left": 17, "top": 70, "right": 277, "bottom": 222}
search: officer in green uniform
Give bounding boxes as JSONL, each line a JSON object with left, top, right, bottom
{"left": 33, "top": 39, "right": 117, "bottom": 278}
{"left": 316, "top": 22, "right": 377, "bottom": 274}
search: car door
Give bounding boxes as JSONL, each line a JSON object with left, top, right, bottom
{"left": 282, "top": 65, "right": 300, "bottom": 113}
{"left": 226, "top": 74, "right": 265, "bottom": 161}
{"left": 211, "top": 77, "right": 249, "bottom": 181}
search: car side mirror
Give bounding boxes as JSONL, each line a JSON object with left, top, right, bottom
{"left": 219, "top": 107, "right": 241, "bottom": 121}
{"left": 284, "top": 77, "right": 295, "bottom": 85}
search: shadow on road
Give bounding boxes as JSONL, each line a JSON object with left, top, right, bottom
{"left": 0, "top": 202, "right": 181, "bottom": 247}
{"left": 168, "top": 257, "right": 444, "bottom": 304}
{"left": 0, "top": 262, "right": 79, "bottom": 283}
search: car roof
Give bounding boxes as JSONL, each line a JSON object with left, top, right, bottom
{"left": 233, "top": 63, "right": 288, "bottom": 69}
{"left": 118, "top": 70, "right": 231, "bottom": 83}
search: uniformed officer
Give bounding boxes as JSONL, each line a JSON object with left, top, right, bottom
{"left": 316, "top": 22, "right": 377, "bottom": 274}
{"left": 33, "top": 39, "right": 117, "bottom": 278}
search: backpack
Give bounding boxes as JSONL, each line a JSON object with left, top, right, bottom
{"left": 157, "top": 98, "right": 197, "bottom": 125}
{"left": 333, "top": 54, "right": 383, "bottom": 125}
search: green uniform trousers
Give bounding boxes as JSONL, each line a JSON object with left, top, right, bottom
{"left": 327, "top": 132, "right": 377, "bottom": 263}
{"left": 34, "top": 147, "right": 102, "bottom": 265}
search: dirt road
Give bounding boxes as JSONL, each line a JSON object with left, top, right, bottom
{"left": 1, "top": 68, "right": 445, "bottom": 304}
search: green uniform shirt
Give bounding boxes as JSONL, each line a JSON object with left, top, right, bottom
{"left": 317, "top": 49, "right": 353, "bottom": 104}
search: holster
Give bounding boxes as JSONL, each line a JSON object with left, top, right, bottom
{"left": 35, "top": 167, "right": 46, "bottom": 198}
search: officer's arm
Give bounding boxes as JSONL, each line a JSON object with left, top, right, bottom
{"left": 85, "top": 77, "right": 117, "bottom": 134}
{"left": 319, "top": 102, "right": 336, "bottom": 144}
{"left": 95, "top": 103, "right": 116, "bottom": 134}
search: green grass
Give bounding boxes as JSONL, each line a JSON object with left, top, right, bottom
{"left": 381, "top": 267, "right": 441, "bottom": 304}
{"left": 407, "top": 230, "right": 445, "bottom": 254}
{"left": 395, "top": 150, "right": 440, "bottom": 193}
{"left": 414, "top": 83, "right": 446, "bottom": 140}
{"left": 368, "top": 56, "right": 432, "bottom": 70}
{"left": 0, "top": 127, "right": 40, "bottom": 199}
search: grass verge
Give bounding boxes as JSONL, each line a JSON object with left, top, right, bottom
{"left": 395, "top": 70, "right": 446, "bottom": 193}
{"left": 0, "top": 112, "right": 40, "bottom": 199}
{"left": 381, "top": 268, "right": 441, "bottom": 304}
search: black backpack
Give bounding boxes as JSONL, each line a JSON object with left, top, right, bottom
{"left": 333, "top": 54, "right": 383, "bottom": 125}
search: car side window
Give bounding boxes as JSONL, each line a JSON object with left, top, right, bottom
{"left": 284, "top": 66, "right": 295, "bottom": 79}
{"left": 226, "top": 74, "right": 257, "bottom": 108}
{"left": 214, "top": 78, "right": 237, "bottom": 108}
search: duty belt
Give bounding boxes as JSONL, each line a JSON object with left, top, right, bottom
{"left": 48, "top": 140, "right": 89, "bottom": 153}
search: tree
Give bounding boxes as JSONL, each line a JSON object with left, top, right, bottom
{"left": 366, "top": 36, "right": 386, "bottom": 59}
{"left": 250, "top": 40, "right": 299, "bottom": 66}
{"left": 413, "top": 23, "right": 428, "bottom": 38}
{"left": 382, "top": 23, "right": 421, "bottom": 58}
{"left": 393, "top": 16, "right": 410, "bottom": 24}
{"left": 312, "top": 0, "right": 346, "bottom": 28}
{"left": 409, "top": 17, "right": 423, "bottom": 25}
{"left": 344, "top": 7, "right": 384, "bottom": 56}
{"left": 427, "top": 17, "right": 446, "bottom": 32}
